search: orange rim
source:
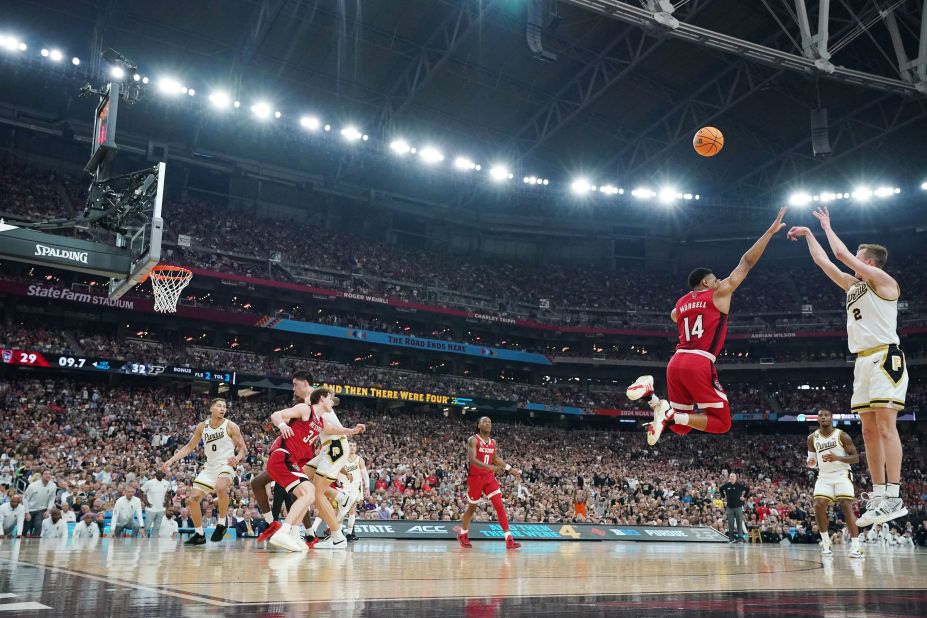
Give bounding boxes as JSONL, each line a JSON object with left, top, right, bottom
{"left": 141, "top": 265, "right": 192, "bottom": 283}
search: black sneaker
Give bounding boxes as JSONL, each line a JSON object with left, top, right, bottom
{"left": 185, "top": 532, "right": 207, "bottom": 546}
{"left": 210, "top": 524, "right": 227, "bottom": 542}
{"left": 346, "top": 533, "right": 358, "bottom": 542}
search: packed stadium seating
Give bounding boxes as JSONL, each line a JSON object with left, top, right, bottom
{"left": 1, "top": 378, "right": 924, "bottom": 545}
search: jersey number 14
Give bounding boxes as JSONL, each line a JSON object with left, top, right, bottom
{"left": 683, "top": 315, "right": 704, "bottom": 341}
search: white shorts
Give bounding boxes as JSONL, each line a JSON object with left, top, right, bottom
{"left": 307, "top": 437, "right": 349, "bottom": 481}
{"left": 193, "top": 464, "right": 235, "bottom": 493}
{"left": 851, "top": 344, "right": 908, "bottom": 413}
{"left": 814, "top": 471, "right": 855, "bottom": 503}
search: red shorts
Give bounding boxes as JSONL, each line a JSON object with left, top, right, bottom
{"left": 266, "top": 449, "right": 309, "bottom": 493}
{"left": 466, "top": 474, "right": 501, "bottom": 503}
{"left": 666, "top": 351, "right": 731, "bottom": 435}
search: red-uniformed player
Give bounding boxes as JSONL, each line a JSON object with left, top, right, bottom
{"left": 627, "top": 208, "right": 787, "bottom": 446}
{"left": 263, "top": 385, "right": 325, "bottom": 552}
{"left": 457, "top": 416, "right": 522, "bottom": 550}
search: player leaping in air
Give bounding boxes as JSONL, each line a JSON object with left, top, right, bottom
{"left": 626, "top": 208, "right": 787, "bottom": 445}
{"left": 457, "top": 416, "right": 522, "bottom": 550}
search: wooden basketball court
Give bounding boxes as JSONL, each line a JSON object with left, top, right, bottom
{"left": 0, "top": 538, "right": 924, "bottom": 616}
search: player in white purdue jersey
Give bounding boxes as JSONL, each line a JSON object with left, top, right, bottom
{"left": 790, "top": 208, "right": 908, "bottom": 527}
{"left": 338, "top": 441, "right": 369, "bottom": 541}
{"left": 806, "top": 409, "right": 863, "bottom": 558}
{"left": 305, "top": 388, "right": 365, "bottom": 549}
{"left": 162, "top": 398, "right": 247, "bottom": 545}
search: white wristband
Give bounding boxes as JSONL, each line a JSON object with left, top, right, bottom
{"left": 277, "top": 422, "right": 287, "bottom": 430}
{"left": 505, "top": 464, "right": 511, "bottom": 471}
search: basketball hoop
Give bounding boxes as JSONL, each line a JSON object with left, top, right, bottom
{"left": 146, "top": 265, "right": 193, "bottom": 313}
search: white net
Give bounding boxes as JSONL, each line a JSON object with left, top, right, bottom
{"left": 149, "top": 266, "right": 193, "bottom": 313}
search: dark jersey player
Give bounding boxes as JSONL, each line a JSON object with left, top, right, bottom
{"left": 627, "top": 208, "right": 787, "bottom": 446}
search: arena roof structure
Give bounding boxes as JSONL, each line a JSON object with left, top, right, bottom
{"left": 1, "top": 0, "right": 926, "bottom": 218}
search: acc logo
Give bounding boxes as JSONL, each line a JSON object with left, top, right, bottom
{"left": 609, "top": 528, "right": 642, "bottom": 536}
{"left": 1, "top": 349, "right": 11, "bottom": 363}
{"left": 407, "top": 525, "right": 447, "bottom": 534}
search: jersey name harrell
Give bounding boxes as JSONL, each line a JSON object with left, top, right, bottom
{"left": 846, "top": 282, "right": 868, "bottom": 308}
{"left": 204, "top": 430, "right": 226, "bottom": 444}
{"left": 678, "top": 301, "right": 708, "bottom": 313}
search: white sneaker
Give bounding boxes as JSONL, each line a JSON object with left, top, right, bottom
{"left": 849, "top": 544, "right": 865, "bottom": 559}
{"left": 269, "top": 529, "right": 307, "bottom": 553}
{"left": 645, "top": 400, "right": 673, "bottom": 446}
{"left": 314, "top": 531, "right": 347, "bottom": 550}
{"left": 820, "top": 543, "right": 833, "bottom": 557}
{"left": 857, "top": 495, "right": 908, "bottom": 528}
{"left": 855, "top": 493, "right": 884, "bottom": 528}
{"left": 335, "top": 491, "right": 349, "bottom": 508}
{"left": 627, "top": 375, "right": 655, "bottom": 401}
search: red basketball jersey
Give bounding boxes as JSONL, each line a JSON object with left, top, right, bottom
{"left": 469, "top": 434, "right": 496, "bottom": 477}
{"left": 275, "top": 405, "right": 322, "bottom": 466}
{"left": 674, "top": 289, "right": 728, "bottom": 358}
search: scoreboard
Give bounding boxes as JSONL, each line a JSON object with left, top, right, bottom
{"left": 1, "top": 349, "right": 235, "bottom": 384}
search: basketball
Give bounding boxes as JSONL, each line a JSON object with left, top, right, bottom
{"left": 693, "top": 126, "right": 724, "bottom": 157}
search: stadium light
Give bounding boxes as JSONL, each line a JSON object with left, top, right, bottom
{"left": 157, "top": 77, "right": 183, "bottom": 95}
{"left": 133, "top": 73, "right": 141, "bottom": 81}
{"left": 273, "top": 110, "right": 281, "bottom": 118}
{"left": 340, "top": 126, "right": 362, "bottom": 141}
{"left": 419, "top": 147, "right": 444, "bottom": 165}
{"left": 300, "top": 116, "right": 321, "bottom": 131}
{"left": 48, "top": 49, "right": 63, "bottom": 62}
{"left": 788, "top": 192, "right": 812, "bottom": 206}
{"left": 852, "top": 186, "right": 873, "bottom": 201}
{"left": 142, "top": 76, "right": 149, "bottom": 84}
{"left": 208, "top": 91, "right": 231, "bottom": 109}
{"left": 658, "top": 187, "right": 678, "bottom": 203}
{"left": 600, "top": 184, "right": 620, "bottom": 195}
{"left": 631, "top": 187, "right": 654, "bottom": 200}
{"left": 189, "top": 89, "right": 197, "bottom": 97}
{"left": 454, "top": 156, "right": 476, "bottom": 171}
{"left": 250, "top": 101, "right": 272, "bottom": 119}
{"left": 110, "top": 66, "right": 125, "bottom": 80}
{"left": 489, "top": 165, "right": 510, "bottom": 182}
{"left": 874, "top": 186, "right": 894, "bottom": 198}
{"left": 922, "top": 182, "right": 927, "bottom": 191}
{"left": 571, "top": 178, "right": 592, "bottom": 195}
{"left": 390, "top": 139, "right": 411, "bottom": 155}
{"left": 71, "top": 57, "right": 80, "bottom": 66}
{"left": 0, "top": 36, "right": 26, "bottom": 52}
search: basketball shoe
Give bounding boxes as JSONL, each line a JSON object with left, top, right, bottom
{"left": 505, "top": 536, "right": 521, "bottom": 550}
{"left": 849, "top": 540, "right": 865, "bottom": 559}
{"left": 626, "top": 375, "right": 655, "bottom": 401}
{"left": 210, "top": 524, "right": 227, "bottom": 542}
{"left": 820, "top": 539, "right": 833, "bottom": 556}
{"left": 257, "top": 520, "right": 281, "bottom": 543}
{"left": 856, "top": 496, "right": 907, "bottom": 527}
{"left": 315, "top": 530, "right": 348, "bottom": 550}
{"left": 184, "top": 532, "right": 206, "bottom": 546}
{"left": 645, "top": 400, "right": 674, "bottom": 446}
{"left": 457, "top": 532, "right": 472, "bottom": 548}
{"left": 268, "top": 528, "right": 307, "bottom": 553}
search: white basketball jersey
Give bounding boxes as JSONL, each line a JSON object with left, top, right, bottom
{"left": 813, "top": 428, "right": 851, "bottom": 476}
{"left": 846, "top": 279, "right": 899, "bottom": 353}
{"left": 343, "top": 455, "right": 362, "bottom": 490}
{"left": 202, "top": 419, "right": 234, "bottom": 466}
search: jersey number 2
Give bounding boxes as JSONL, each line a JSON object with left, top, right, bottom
{"left": 683, "top": 315, "right": 704, "bottom": 341}
{"left": 852, "top": 308, "right": 862, "bottom": 321}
